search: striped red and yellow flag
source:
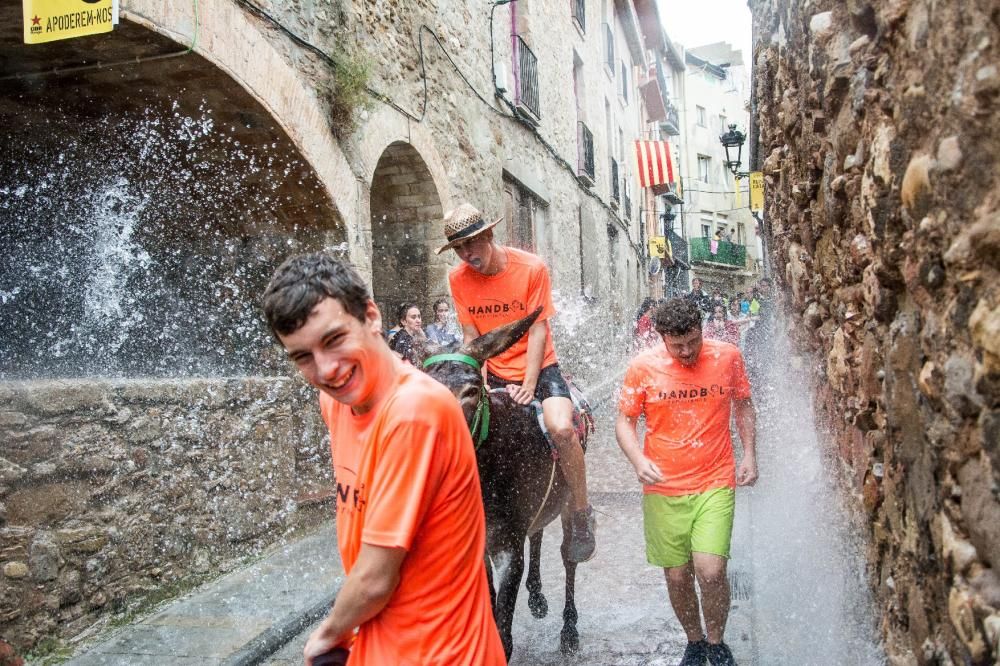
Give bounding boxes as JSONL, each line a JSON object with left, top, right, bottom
{"left": 634, "top": 140, "right": 675, "bottom": 189}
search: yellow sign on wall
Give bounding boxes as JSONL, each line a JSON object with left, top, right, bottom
{"left": 749, "top": 171, "right": 765, "bottom": 212}
{"left": 649, "top": 236, "right": 667, "bottom": 259}
{"left": 23, "top": 0, "right": 115, "bottom": 44}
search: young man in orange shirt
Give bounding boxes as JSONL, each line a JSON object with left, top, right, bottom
{"left": 438, "top": 203, "right": 596, "bottom": 563}
{"left": 263, "top": 253, "right": 505, "bottom": 666}
{"left": 616, "top": 298, "right": 758, "bottom": 666}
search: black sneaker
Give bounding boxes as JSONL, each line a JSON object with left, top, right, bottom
{"left": 705, "top": 641, "right": 737, "bottom": 666}
{"left": 566, "top": 506, "right": 596, "bottom": 563}
{"left": 678, "top": 639, "right": 708, "bottom": 666}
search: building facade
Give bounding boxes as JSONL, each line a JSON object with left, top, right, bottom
{"left": 672, "top": 41, "right": 764, "bottom": 297}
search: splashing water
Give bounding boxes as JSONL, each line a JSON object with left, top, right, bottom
{"left": 0, "top": 102, "right": 342, "bottom": 379}
{"left": 746, "top": 326, "right": 885, "bottom": 664}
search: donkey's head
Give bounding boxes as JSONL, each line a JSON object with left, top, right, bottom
{"left": 423, "top": 306, "right": 543, "bottom": 431}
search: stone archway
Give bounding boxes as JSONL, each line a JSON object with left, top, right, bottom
{"left": 369, "top": 142, "right": 448, "bottom": 325}
{"left": 0, "top": 7, "right": 347, "bottom": 378}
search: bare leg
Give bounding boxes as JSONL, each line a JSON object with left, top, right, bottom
{"left": 664, "top": 563, "right": 705, "bottom": 643}
{"left": 693, "top": 552, "right": 730, "bottom": 644}
{"left": 542, "top": 396, "right": 589, "bottom": 511}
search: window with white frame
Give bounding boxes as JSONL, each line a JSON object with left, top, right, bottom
{"left": 698, "top": 154, "right": 711, "bottom": 182}
{"left": 696, "top": 105, "right": 707, "bottom": 127}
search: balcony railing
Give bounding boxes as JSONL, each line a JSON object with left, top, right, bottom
{"left": 577, "top": 121, "right": 595, "bottom": 185}
{"left": 688, "top": 237, "right": 747, "bottom": 268}
{"left": 572, "top": 0, "right": 585, "bottom": 31}
{"left": 661, "top": 102, "right": 681, "bottom": 135}
{"left": 514, "top": 35, "right": 540, "bottom": 120}
{"left": 603, "top": 23, "right": 614, "bottom": 72}
{"left": 610, "top": 158, "right": 620, "bottom": 205}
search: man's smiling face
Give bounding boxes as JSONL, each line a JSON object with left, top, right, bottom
{"left": 279, "top": 297, "right": 385, "bottom": 412}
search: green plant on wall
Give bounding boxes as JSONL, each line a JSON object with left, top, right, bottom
{"left": 325, "top": 47, "right": 373, "bottom": 136}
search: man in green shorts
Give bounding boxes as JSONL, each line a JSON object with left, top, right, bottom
{"left": 616, "top": 298, "right": 758, "bottom": 666}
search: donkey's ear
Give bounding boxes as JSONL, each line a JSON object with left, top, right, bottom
{"left": 411, "top": 337, "right": 443, "bottom": 367}
{"left": 462, "top": 306, "right": 544, "bottom": 365}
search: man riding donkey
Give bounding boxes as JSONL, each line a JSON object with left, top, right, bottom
{"left": 262, "top": 254, "right": 505, "bottom": 665}
{"left": 438, "top": 203, "right": 597, "bottom": 563}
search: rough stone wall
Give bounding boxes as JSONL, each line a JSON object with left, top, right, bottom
{"left": 750, "top": 0, "right": 1000, "bottom": 663}
{"left": 0, "top": 378, "right": 330, "bottom": 652}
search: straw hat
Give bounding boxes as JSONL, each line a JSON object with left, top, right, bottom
{"left": 435, "top": 203, "right": 503, "bottom": 254}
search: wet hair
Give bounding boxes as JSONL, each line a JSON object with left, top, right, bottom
{"left": 396, "top": 302, "right": 420, "bottom": 326}
{"left": 433, "top": 298, "right": 449, "bottom": 310}
{"left": 652, "top": 298, "right": 703, "bottom": 336}
{"left": 263, "top": 253, "right": 370, "bottom": 336}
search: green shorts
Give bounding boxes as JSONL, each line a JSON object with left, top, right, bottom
{"left": 642, "top": 487, "right": 736, "bottom": 568}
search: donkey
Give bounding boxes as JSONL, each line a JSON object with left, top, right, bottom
{"left": 421, "top": 307, "right": 589, "bottom": 659}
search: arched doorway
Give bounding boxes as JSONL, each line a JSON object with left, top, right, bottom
{"left": 0, "top": 14, "right": 346, "bottom": 378}
{"left": 369, "top": 142, "right": 448, "bottom": 325}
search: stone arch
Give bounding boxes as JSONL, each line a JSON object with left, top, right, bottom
{"left": 123, "top": 0, "right": 358, "bottom": 226}
{"left": 0, "top": 2, "right": 352, "bottom": 378}
{"left": 369, "top": 142, "right": 449, "bottom": 325}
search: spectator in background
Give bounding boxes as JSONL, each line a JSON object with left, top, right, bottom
{"left": 737, "top": 292, "right": 750, "bottom": 316}
{"left": 634, "top": 297, "right": 659, "bottom": 351}
{"left": 686, "top": 277, "right": 713, "bottom": 314}
{"left": 748, "top": 288, "right": 762, "bottom": 317}
{"left": 744, "top": 277, "right": 778, "bottom": 385}
{"left": 632, "top": 296, "right": 656, "bottom": 351}
{"left": 388, "top": 302, "right": 426, "bottom": 365}
{"left": 704, "top": 304, "right": 740, "bottom": 347}
{"left": 711, "top": 289, "right": 728, "bottom": 310}
{"left": 425, "top": 298, "right": 461, "bottom": 351}
{"left": 728, "top": 298, "right": 754, "bottom": 347}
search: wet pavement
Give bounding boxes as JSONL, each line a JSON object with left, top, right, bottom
{"left": 63, "top": 528, "right": 343, "bottom": 666}
{"left": 261, "top": 402, "right": 760, "bottom": 666}
{"left": 65, "top": 390, "right": 764, "bottom": 666}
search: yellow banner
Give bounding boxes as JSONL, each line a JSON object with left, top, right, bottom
{"left": 649, "top": 236, "right": 667, "bottom": 259}
{"left": 749, "top": 171, "right": 764, "bottom": 212}
{"left": 24, "top": 0, "right": 114, "bottom": 44}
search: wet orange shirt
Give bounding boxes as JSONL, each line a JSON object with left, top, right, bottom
{"left": 320, "top": 365, "right": 505, "bottom": 666}
{"left": 618, "top": 339, "right": 752, "bottom": 496}
{"left": 449, "top": 246, "right": 557, "bottom": 381}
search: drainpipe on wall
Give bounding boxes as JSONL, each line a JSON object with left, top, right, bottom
{"left": 510, "top": 0, "right": 519, "bottom": 108}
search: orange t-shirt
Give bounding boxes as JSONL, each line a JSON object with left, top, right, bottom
{"left": 449, "top": 246, "right": 558, "bottom": 381}
{"left": 319, "top": 365, "right": 505, "bottom": 666}
{"left": 618, "top": 339, "right": 752, "bottom": 496}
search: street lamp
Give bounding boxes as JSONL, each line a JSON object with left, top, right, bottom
{"left": 719, "top": 123, "right": 748, "bottom": 177}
